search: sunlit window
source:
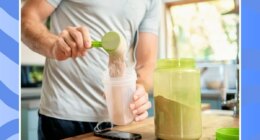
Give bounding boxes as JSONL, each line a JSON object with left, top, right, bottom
{"left": 168, "top": 0, "right": 239, "bottom": 61}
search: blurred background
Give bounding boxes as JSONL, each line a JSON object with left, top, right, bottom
{"left": 21, "top": 0, "right": 240, "bottom": 139}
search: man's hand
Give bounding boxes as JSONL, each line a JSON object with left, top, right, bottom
{"left": 22, "top": 0, "right": 93, "bottom": 60}
{"left": 52, "top": 26, "right": 92, "bottom": 61}
{"left": 130, "top": 84, "right": 152, "bottom": 121}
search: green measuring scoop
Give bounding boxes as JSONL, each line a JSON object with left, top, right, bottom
{"left": 91, "top": 32, "right": 121, "bottom": 53}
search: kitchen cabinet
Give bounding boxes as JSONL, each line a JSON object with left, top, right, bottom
{"left": 21, "top": 99, "right": 40, "bottom": 140}
{"left": 21, "top": 88, "right": 41, "bottom": 140}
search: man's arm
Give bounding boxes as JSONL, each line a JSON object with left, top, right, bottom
{"left": 22, "top": 0, "right": 91, "bottom": 61}
{"left": 136, "top": 32, "right": 158, "bottom": 91}
{"left": 21, "top": 0, "right": 58, "bottom": 58}
{"left": 130, "top": 32, "right": 157, "bottom": 121}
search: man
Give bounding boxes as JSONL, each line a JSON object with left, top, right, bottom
{"left": 22, "top": 0, "right": 160, "bottom": 139}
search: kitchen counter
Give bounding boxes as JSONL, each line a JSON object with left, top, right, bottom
{"left": 66, "top": 110, "right": 239, "bottom": 140}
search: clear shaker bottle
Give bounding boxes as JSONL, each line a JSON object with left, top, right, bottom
{"left": 104, "top": 68, "right": 137, "bottom": 125}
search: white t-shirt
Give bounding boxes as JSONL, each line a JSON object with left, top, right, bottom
{"left": 40, "top": 0, "right": 160, "bottom": 122}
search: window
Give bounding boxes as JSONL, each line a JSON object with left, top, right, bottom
{"left": 162, "top": 0, "right": 239, "bottom": 61}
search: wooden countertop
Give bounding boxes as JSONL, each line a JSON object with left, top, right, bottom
{"left": 66, "top": 110, "right": 239, "bottom": 140}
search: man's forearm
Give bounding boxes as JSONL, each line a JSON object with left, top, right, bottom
{"left": 135, "top": 33, "right": 158, "bottom": 92}
{"left": 136, "top": 62, "right": 156, "bottom": 92}
{"left": 21, "top": 15, "right": 57, "bottom": 58}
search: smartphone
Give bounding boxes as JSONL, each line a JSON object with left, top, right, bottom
{"left": 94, "top": 129, "right": 142, "bottom": 140}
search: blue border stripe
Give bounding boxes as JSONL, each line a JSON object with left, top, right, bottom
{"left": 0, "top": 0, "right": 19, "bottom": 139}
{"left": 242, "top": 0, "right": 260, "bottom": 139}
{"left": 0, "top": 119, "right": 18, "bottom": 140}
{"left": 0, "top": 82, "right": 19, "bottom": 111}
{"left": 0, "top": 30, "right": 18, "bottom": 64}
{"left": 0, "top": 0, "right": 18, "bottom": 19}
